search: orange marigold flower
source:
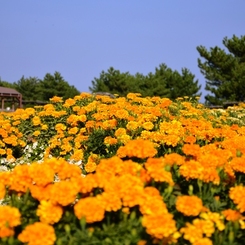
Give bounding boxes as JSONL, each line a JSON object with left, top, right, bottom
{"left": 179, "top": 159, "right": 204, "bottom": 181}
{"left": 74, "top": 196, "right": 105, "bottom": 223}
{"left": 18, "top": 222, "right": 56, "bottom": 245}
{"left": 192, "top": 237, "right": 213, "bottom": 245}
{"left": 96, "top": 191, "right": 122, "bottom": 212}
{"left": 164, "top": 153, "right": 185, "bottom": 166}
{"left": 0, "top": 183, "right": 5, "bottom": 199}
{"left": 9, "top": 165, "right": 32, "bottom": 192}
{"left": 142, "top": 212, "right": 177, "bottom": 239}
{"left": 117, "top": 139, "right": 157, "bottom": 159}
{"left": 104, "top": 136, "right": 118, "bottom": 146}
{"left": 0, "top": 205, "right": 21, "bottom": 228}
{"left": 182, "top": 143, "right": 201, "bottom": 158}
{"left": 29, "top": 162, "right": 55, "bottom": 187}
{"left": 229, "top": 185, "right": 245, "bottom": 213}
{"left": 36, "top": 200, "right": 63, "bottom": 224}
{"left": 222, "top": 209, "right": 243, "bottom": 221}
{"left": 76, "top": 174, "right": 99, "bottom": 194}
{"left": 0, "top": 227, "right": 14, "bottom": 238}
{"left": 184, "top": 135, "right": 197, "bottom": 144}
{"left": 140, "top": 194, "right": 168, "bottom": 216}
{"left": 50, "top": 180, "right": 79, "bottom": 206}
{"left": 144, "top": 158, "right": 174, "bottom": 186}
{"left": 30, "top": 184, "right": 53, "bottom": 202}
{"left": 176, "top": 195, "right": 203, "bottom": 216}
{"left": 137, "top": 240, "right": 147, "bottom": 245}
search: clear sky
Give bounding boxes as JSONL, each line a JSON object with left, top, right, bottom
{"left": 1, "top": 1, "right": 244, "bottom": 102}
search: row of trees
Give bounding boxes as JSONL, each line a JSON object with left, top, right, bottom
{"left": 0, "top": 72, "right": 80, "bottom": 102}
{"left": 1, "top": 35, "right": 244, "bottom": 105}
{"left": 89, "top": 65, "right": 201, "bottom": 100}
{"left": 90, "top": 34, "right": 245, "bottom": 105}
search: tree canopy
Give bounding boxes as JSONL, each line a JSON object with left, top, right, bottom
{"left": 89, "top": 64, "right": 201, "bottom": 100}
{"left": 0, "top": 72, "right": 80, "bottom": 106}
{"left": 197, "top": 35, "right": 245, "bottom": 105}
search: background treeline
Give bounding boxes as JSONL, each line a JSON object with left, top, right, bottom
{"left": 0, "top": 72, "right": 80, "bottom": 103}
{"left": 1, "top": 34, "right": 245, "bottom": 106}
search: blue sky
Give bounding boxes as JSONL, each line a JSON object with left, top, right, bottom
{"left": 1, "top": 1, "right": 244, "bottom": 102}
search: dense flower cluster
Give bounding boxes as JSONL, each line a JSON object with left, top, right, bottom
{"left": 1, "top": 93, "right": 245, "bottom": 244}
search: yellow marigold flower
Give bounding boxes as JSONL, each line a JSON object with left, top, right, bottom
{"left": 116, "top": 139, "right": 157, "bottom": 159}
{"left": 68, "top": 127, "right": 79, "bottom": 135}
{"left": 180, "top": 222, "right": 203, "bottom": 244}
{"left": 142, "top": 121, "right": 154, "bottom": 130}
{"left": 0, "top": 183, "right": 5, "bottom": 199}
{"left": 18, "top": 222, "right": 56, "bottom": 245}
{"left": 36, "top": 200, "right": 63, "bottom": 224}
{"left": 29, "top": 162, "right": 55, "bottom": 187}
{"left": 55, "top": 123, "right": 66, "bottom": 131}
{"left": 115, "top": 128, "right": 127, "bottom": 138}
{"left": 200, "top": 212, "right": 225, "bottom": 231}
{"left": 0, "top": 149, "right": 5, "bottom": 155}
{"left": 49, "top": 96, "right": 63, "bottom": 103}
{"left": 50, "top": 180, "right": 79, "bottom": 206}
{"left": 32, "top": 116, "right": 41, "bottom": 126}
{"left": 41, "top": 124, "right": 48, "bottom": 130}
{"left": 74, "top": 196, "right": 105, "bottom": 223}
{"left": 229, "top": 185, "right": 245, "bottom": 213}
{"left": 33, "top": 130, "right": 40, "bottom": 137}
{"left": 126, "top": 121, "right": 140, "bottom": 131}
{"left": 66, "top": 114, "right": 79, "bottom": 126}
{"left": 176, "top": 195, "right": 203, "bottom": 216}
{"left": 63, "top": 98, "right": 76, "bottom": 107}
{"left": 70, "top": 149, "right": 84, "bottom": 162}
{"left": 85, "top": 154, "right": 99, "bottom": 173}
{"left": 192, "top": 218, "right": 215, "bottom": 238}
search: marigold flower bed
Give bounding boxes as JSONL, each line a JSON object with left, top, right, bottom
{"left": 1, "top": 93, "right": 245, "bottom": 244}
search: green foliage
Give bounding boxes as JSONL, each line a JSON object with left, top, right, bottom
{"left": 40, "top": 72, "right": 80, "bottom": 101}
{"left": 13, "top": 76, "right": 42, "bottom": 101}
{"left": 197, "top": 34, "right": 245, "bottom": 105}
{"left": 1, "top": 72, "right": 80, "bottom": 107}
{"left": 89, "top": 64, "right": 201, "bottom": 100}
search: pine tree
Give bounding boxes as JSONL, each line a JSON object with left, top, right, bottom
{"left": 197, "top": 35, "right": 245, "bottom": 105}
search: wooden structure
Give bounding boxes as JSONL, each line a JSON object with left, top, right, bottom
{"left": 0, "top": 86, "right": 22, "bottom": 111}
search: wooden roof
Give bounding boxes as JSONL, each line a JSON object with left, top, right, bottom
{"left": 0, "top": 86, "right": 21, "bottom": 96}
